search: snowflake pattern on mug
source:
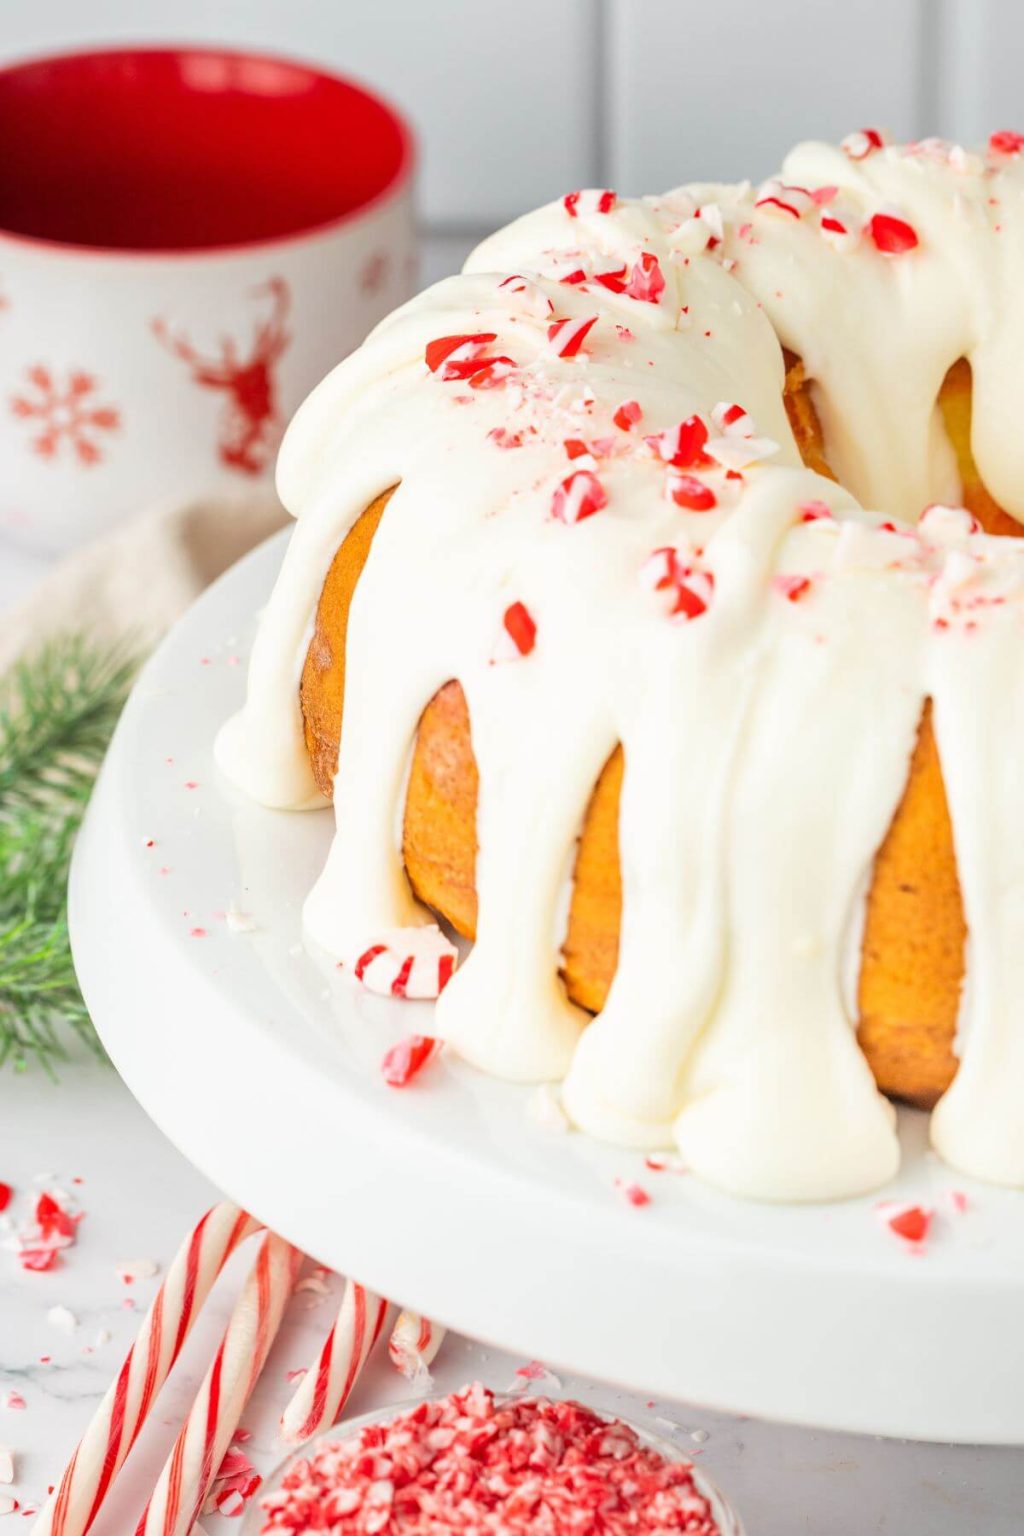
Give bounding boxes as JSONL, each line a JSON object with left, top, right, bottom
{"left": 10, "top": 366, "right": 121, "bottom": 466}
{"left": 360, "top": 251, "right": 391, "bottom": 295}
{"left": 151, "top": 276, "right": 290, "bottom": 476}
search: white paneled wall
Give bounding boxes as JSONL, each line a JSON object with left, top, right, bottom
{"left": 2, "top": 0, "right": 1024, "bottom": 262}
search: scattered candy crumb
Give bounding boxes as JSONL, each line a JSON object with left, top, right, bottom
{"left": 614, "top": 1178, "right": 653, "bottom": 1208}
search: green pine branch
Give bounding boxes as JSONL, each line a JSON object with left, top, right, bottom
{"left": 0, "top": 634, "right": 138, "bottom": 1072}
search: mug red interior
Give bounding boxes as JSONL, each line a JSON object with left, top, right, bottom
{"left": 0, "top": 46, "right": 414, "bottom": 253}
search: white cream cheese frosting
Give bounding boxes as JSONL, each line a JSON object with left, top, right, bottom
{"left": 218, "top": 133, "right": 1024, "bottom": 1200}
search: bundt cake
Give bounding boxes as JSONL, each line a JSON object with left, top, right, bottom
{"left": 219, "top": 131, "right": 1024, "bottom": 1200}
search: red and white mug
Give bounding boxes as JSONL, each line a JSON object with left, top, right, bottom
{"left": 0, "top": 46, "right": 416, "bottom": 555}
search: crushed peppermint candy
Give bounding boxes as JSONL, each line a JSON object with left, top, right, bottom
{"left": 425, "top": 334, "right": 501, "bottom": 382}
{"left": 613, "top": 399, "right": 642, "bottom": 431}
{"left": 878, "top": 1201, "right": 933, "bottom": 1246}
{"left": 624, "top": 252, "right": 666, "bottom": 304}
{"left": 501, "top": 601, "right": 538, "bottom": 658}
{"left": 0, "top": 1186, "right": 11, "bottom": 1215}
{"left": 667, "top": 473, "right": 717, "bottom": 512}
{"left": 258, "top": 1384, "right": 722, "bottom": 1535}
{"left": 546, "top": 315, "right": 599, "bottom": 359}
{"left": 0, "top": 1494, "right": 18, "bottom": 1516}
{"left": 381, "top": 1035, "right": 442, "bottom": 1088}
{"left": 841, "top": 128, "right": 886, "bottom": 160}
{"left": 990, "top": 130, "right": 1024, "bottom": 157}
{"left": 551, "top": 470, "right": 608, "bottom": 524}
{"left": 563, "top": 189, "right": 616, "bottom": 219}
{"left": 0, "top": 1447, "right": 13, "bottom": 1484}
{"left": 614, "top": 1179, "right": 652, "bottom": 1208}
{"left": 867, "top": 212, "right": 919, "bottom": 254}
{"left": 645, "top": 416, "right": 711, "bottom": 469}
{"left": 773, "top": 574, "right": 813, "bottom": 603}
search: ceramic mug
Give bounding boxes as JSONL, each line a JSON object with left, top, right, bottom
{"left": 0, "top": 46, "right": 416, "bottom": 556}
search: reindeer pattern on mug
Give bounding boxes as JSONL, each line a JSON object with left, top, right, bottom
{"left": 151, "top": 277, "right": 291, "bottom": 476}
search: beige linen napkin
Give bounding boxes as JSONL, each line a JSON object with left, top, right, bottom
{"left": 0, "top": 490, "right": 289, "bottom": 671}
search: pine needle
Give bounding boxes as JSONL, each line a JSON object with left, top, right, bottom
{"left": 0, "top": 634, "right": 138, "bottom": 1072}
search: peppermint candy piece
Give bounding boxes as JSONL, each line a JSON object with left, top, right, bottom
{"left": 353, "top": 927, "right": 458, "bottom": 1000}
{"left": 546, "top": 314, "right": 599, "bottom": 358}
{"left": 381, "top": 1035, "right": 442, "bottom": 1087}
{"left": 639, "top": 548, "right": 715, "bottom": 622}
{"left": 867, "top": 212, "right": 919, "bottom": 254}
{"left": 755, "top": 180, "right": 817, "bottom": 219}
{"left": 497, "top": 274, "right": 553, "bottom": 316}
{"left": 645, "top": 414, "right": 710, "bottom": 468}
{"left": 990, "top": 130, "right": 1024, "bottom": 157}
{"left": 467, "top": 357, "right": 517, "bottom": 390}
{"left": 623, "top": 252, "right": 666, "bottom": 303}
{"left": 563, "top": 188, "right": 616, "bottom": 218}
{"left": 613, "top": 399, "right": 642, "bottom": 431}
{"left": 551, "top": 469, "right": 608, "bottom": 524}
{"left": 667, "top": 472, "right": 716, "bottom": 511}
{"left": 500, "top": 600, "right": 537, "bottom": 658}
{"left": 774, "top": 573, "right": 813, "bottom": 603}
{"left": 425, "top": 333, "right": 498, "bottom": 380}
{"left": 841, "top": 127, "right": 886, "bottom": 160}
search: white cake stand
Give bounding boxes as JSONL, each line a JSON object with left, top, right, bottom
{"left": 69, "top": 529, "right": 1024, "bottom": 1446}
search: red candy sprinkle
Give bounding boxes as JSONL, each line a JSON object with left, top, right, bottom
{"left": 886, "top": 1204, "right": 933, "bottom": 1245}
{"left": 615, "top": 1179, "right": 652, "bottom": 1208}
{"left": 989, "top": 131, "right": 1024, "bottom": 157}
{"left": 425, "top": 333, "right": 498, "bottom": 379}
{"left": 551, "top": 470, "right": 608, "bottom": 524}
{"left": 563, "top": 188, "right": 616, "bottom": 218}
{"left": 774, "top": 574, "right": 812, "bottom": 602}
{"left": 467, "top": 356, "right": 517, "bottom": 390}
{"left": 503, "top": 601, "right": 537, "bottom": 656}
{"left": 36, "top": 1192, "right": 76, "bottom": 1241}
{"left": 821, "top": 214, "right": 848, "bottom": 236}
{"left": 589, "top": 264, "right": 625, "bottom": 295}
{"left": 799, "top": 499, "right": 833, "bottom": 522}
{"left": 259, "top": 1384, "right": 720, "bottom": 1536}
{"left": 867, "top": 213, "right": 919, "bottom": 254}
{"left": 0, "top": 1183, "right": 11, "bottom": 1214}
{"left": 613, "top": 399, "right": 642, "bottom": 431}
{"left": 624, "top": 252, "right": 666, "bottom": 303}
{"left": 646, "top": 415, "right": 710, "bottom": 468}
{"left": 668, "top": 473, "right": 717, "bottom": 511}
{"left": 842, "top": 127, "right": 885, "bottom": 160}
{"left": 381, "top": 1035, "right": 440, "bottom": 1087}
{"left": 546, "top": 314, "right": 599, "bottom": 358}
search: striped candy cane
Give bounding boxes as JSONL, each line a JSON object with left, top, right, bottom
{"left": 33, "top": 1203, "right": 259, "bottom": 1536}
{"left": 135, "top": 1231, "right": 302, "bottom": 1536}
{"left": 279, "top": 1280, "right": 388, "bottom": 1444}
{"left": 388, "top": 1311, "right": 445, "bottom": 1379}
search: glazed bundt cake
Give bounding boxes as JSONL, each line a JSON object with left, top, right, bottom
{"left": 220, "top": 131, "right": 1024, "bottom": 1200}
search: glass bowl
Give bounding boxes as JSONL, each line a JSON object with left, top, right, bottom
{"left": 242, "top": 1389, "right": 744, "bottom": 1534}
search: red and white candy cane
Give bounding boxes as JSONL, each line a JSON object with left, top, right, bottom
{"left": 33, "top": 1202, "right": 260, "bottom": 1536}
{"left": 279, "top": 1279, "right": 388, "bottom": 1444}
{"left": 388, "top": 1310, "right": 446, "bottom": 1379}
{"left": 135, "top": 1231, "right": 302, "bottom": 1536}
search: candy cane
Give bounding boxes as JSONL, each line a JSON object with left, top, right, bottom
{"left": 135, "top": 1231, "right": 302, "bottom": 1536}
{"left": 388, "top": 1310, "right": 446, "bottom": 1379}
{"left": 33, "top": 1203, "right": 260, "bottom": 1536}
{"left": 279, "top": 1280, "right": 388, "bottom": 1444}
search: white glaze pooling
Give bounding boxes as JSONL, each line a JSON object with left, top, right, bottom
{"left": 219, "top": 137, "right": 1024, "bottom": 1199}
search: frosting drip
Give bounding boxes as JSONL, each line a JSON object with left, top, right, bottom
{"left": 218, "top": 136, "right": 1024, "bottom": 1199}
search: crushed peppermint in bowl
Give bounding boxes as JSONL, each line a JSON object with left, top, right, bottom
{"left": 249, "top": 1382, "right": 742, "bottom": 1534}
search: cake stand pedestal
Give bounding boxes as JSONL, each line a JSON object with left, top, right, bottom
{"left": 70, "top": 529, "right": 1024, "bottom": 1446}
